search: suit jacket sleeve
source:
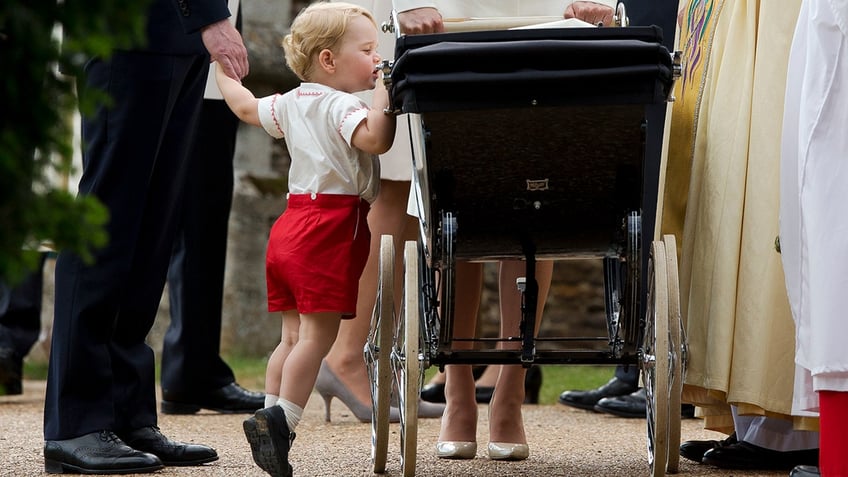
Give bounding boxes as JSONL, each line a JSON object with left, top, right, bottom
{"left": 171, "top": 0, "right": 232, "bottom": 34}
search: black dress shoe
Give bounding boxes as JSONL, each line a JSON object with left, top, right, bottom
{"left": 44, "top": 430, "right": 164, "bottom": 474}
{"left": 475, "top": 386, "right": 495, "bottom": 403}
{"left": 421, "top": 366, "right": 495, "bottom": 404}
{"left": 421, "top": 382, "right": 446, "bottom": 403}
{"left": 476, "top": 366, "right": 543, "bottom": 404}
{"left": 679, "top": 432, "right": 737, "bottom": 462}
{"left": 161, "top": 382, "right": 264, "bottom": 414}
{"left": 594, "top": 387, "right": 647, "bottom": 417}
{"left": 702, "top": 441, "right": 819, "bottom": 470}
{"left": 0, "top": 346, "right": 23, "bottom": 395}
{"left": 117, "top": 426, "right": 218, "bottom": 466}
{"left": 243, "top": 406, "right": 294, "bottom": 477}
{"left": 558, "top": 376, "right": 638, "bottom": 410}
{"left": 523, "top": 365, "right": 542, "bottom": 404}
{"left": 790, "top": 465, "right": 821, "bottom": 476}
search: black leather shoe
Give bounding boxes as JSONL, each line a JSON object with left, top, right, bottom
{"left": 0, "top": 346, "right": 22, "bottom": 395}
{"left": 475, "top": 386, "right": 495, "bottom": 403}
{"left": 421, "top": 366, "right": 494, "bottom": 404}
{"left": 594, "top": 387, "right": 647, "bottom": 417}
{"left": 558, "top": 376, "right": 638, "bottom": 410}
{"left": 679, "top": 432, "right": 737, "bottom": 463}
{"left": 117, "top": 426, "right": 218, "bottom": 466}
{"left": 243, "top": 406, "right": 294, "bottom": 477}
{"left": 44, "top": 430, "right": 163, "bottom": 474}
{"left": 474, "top": 366, "right": 543, "bottom": 404}
{"left": 524, "top": 365, "right": 542, "bottom": 404}
{"left": 161, "top": 382, "right": 264, "bottom": 414}
{"left": 421, "top": 382, "right": 446, "bottom": 403}
{"left": 790, "top": 465, "right": 821, "bottom": 476}
{"left": 702, "top": 441, "right": 819, "bottom": 470}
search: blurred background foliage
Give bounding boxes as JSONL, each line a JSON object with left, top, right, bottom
{"left": 0, "top": 0, "right": 151, "bottom": 284}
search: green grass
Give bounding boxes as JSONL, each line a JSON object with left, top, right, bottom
{"left": 224, "top": 354, "right": 269, "bottom": 391}
{"left": 534, "top": 365, "right": 616, "bottom": 405}
{"left": 25, "top": 357, "right": 616, "bottom": 406}
{"left": 23, "top": 361, "right": 48, "bottom": 380}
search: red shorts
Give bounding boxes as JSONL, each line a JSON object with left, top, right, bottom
{"left": 266, "top": 194, "right": 371, "bottom": 318}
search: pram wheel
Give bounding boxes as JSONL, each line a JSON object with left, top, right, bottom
{"left": 366, "top": 236, "right": 394, "bottom": 473}
{"left": 394, "top": 240, "right": 421, "bottom": 477}
{"left": 642, "top": 240, "right": 676, "bottom": 477}
{"left": 663, "top": 234, "right": 684, "bottom": 474}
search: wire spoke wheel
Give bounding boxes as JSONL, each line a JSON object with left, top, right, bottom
{"left": 393, "top": 241, "right": 420, "bottom": 477}
{"left": 643, "top": 240, "right": 670, "bottom": 477}
{"left": 366, "top": 235, "right": 394, "bottom": 473}
{"left": 663, "top": 234, "right": 683, "bottom": 474}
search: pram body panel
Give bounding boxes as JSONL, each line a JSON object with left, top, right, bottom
{"left": 394, "top": 26, "right": 673, "bottom": 263}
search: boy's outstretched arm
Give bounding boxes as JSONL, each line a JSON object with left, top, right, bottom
{"left": 214, "top": 62, "right": 261, "bottom": 127}
{"left": 351, "top": 78, "right": 396, "bottom": 155}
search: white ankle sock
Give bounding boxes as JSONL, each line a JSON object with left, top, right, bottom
{"left": 265, "top": 394, "right": 279, "bottom": 408}
{"left": 277, "top": 398, "right": 303, "bottom": 431}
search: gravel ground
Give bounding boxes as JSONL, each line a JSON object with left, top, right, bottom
{"left": 1, "top": 380, "right": 789, "bottom": 477}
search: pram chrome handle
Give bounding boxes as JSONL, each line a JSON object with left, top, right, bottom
{"left": 614, "top": 2, "right": 629, "bottom": 27}
{"left": 378, "top": 59, "right": 397, "bottom": 115}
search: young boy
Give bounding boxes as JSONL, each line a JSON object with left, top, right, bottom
{"left": 215, "top": 2, "right": 396, "bottom": 475}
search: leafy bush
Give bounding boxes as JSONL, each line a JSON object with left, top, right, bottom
{"left": 0, "top": 1, "right": 150, "bottom": 283}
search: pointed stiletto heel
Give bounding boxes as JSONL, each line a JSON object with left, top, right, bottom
{"left": 320, "top": 392, "right": 333, "bottom": 423}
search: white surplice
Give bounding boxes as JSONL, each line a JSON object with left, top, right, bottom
{"left": 780, "top": 0, "right": 848, "bottom": 415}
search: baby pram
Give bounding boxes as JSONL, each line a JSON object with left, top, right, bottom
{"left": 364, "top": 10, "right": 684, "bottom": 477}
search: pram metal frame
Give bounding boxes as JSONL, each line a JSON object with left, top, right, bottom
{"left": 364, "top": 14, "right": 684, "bottom": 477}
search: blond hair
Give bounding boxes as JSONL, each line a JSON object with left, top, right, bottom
{"left": 282, "top": 1, "right": 377, "bottom": 81}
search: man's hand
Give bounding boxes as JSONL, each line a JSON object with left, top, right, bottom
{"left": 398, "top": 8, "right": 444, "bottom": 35}
{"left": 201, "top": 19, "right": 249, "bottom": 80}
{"left": 564, "top": 1, "right": 615, "bottom": 26}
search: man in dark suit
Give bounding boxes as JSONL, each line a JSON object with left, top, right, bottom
{"left": 158, "top": 0, "right": 265, "bottom": 416}
{"left": 43, "top": 0, "right": 249, "bottom": 473}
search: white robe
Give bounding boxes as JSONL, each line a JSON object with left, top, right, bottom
{"left": 780, "top": 0, "right": 848, "bottom": 415}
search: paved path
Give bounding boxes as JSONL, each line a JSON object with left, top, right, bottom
{"left": 1, "top": 380, "right": 788, "bottom": 477}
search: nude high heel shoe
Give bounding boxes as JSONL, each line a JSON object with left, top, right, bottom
{"left": 435, "top": 441, "right": 477, "bottom": 459}
{"left": 487, "top": 393, "right": 529, "bottom": 461}
{"left": 315, "top": 361, "right": 400, "bottom": 423}
{"left": 316, "top": 361, "right": 446, "bottom": 423}
{"left": 488, "top": 442, "right": 529, "bottom": 461}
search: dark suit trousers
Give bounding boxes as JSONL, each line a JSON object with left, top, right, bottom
{"left": 0, "top": 253, "right": 47, "bottom": 359}
{"left": 45, "top": 51, "right": 208, "bottom": 440}
{"left": 161, "top": 99, "right": 239, "bottom": 396}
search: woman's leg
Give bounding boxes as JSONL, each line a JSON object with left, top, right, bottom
{"left": 323, "top": 180, "right": 416, "bottom": 405}
{"left": 438, "top": 261, "right": 484, "bottom": 443}
{"left": 489, "top": 260, "right": 553, "bottom": 445}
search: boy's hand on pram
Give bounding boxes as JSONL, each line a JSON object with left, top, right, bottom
{"left": 564, "top": 1, "right": 614, "bottom": 27}
{"left": 398, "top": 7, "right": 444, "bottom": 35}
